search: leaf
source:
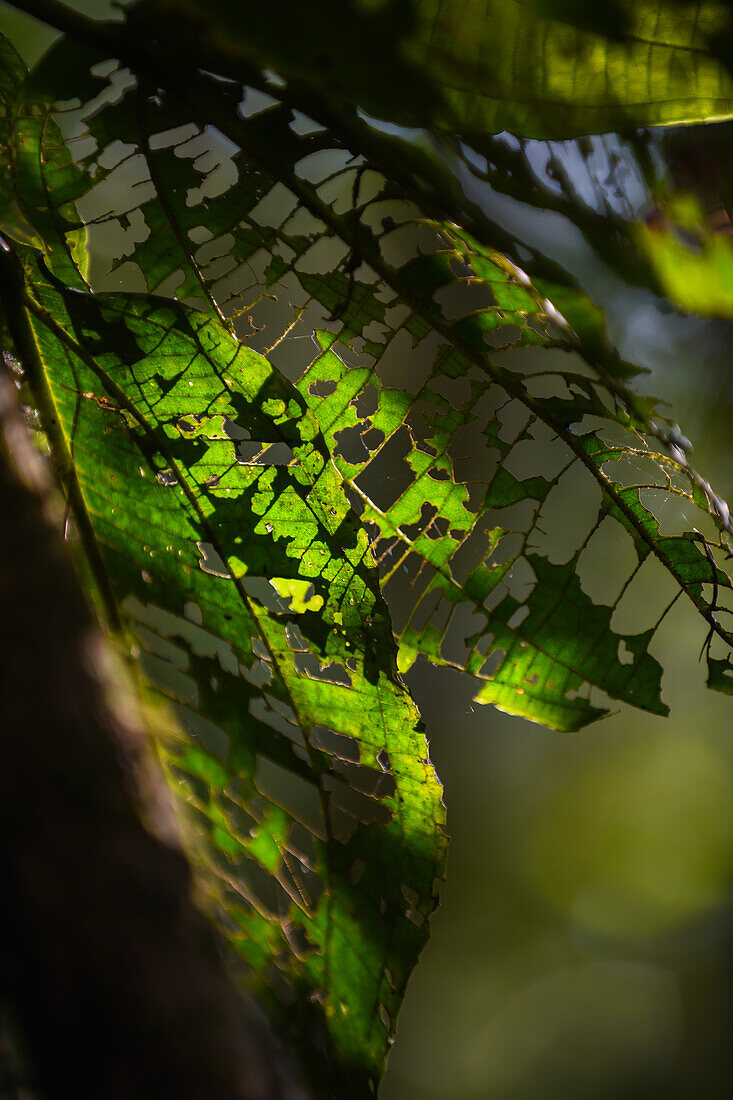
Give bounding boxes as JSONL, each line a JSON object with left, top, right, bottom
{"left": 635, "top": 192, "right": 733, "bottom": 317}
{"left": 126, "top": 0, "right": 733, "bottom": 136}
{"left": 0, "top": 30, "right": 39, "bottom": 249}
{"left": 19, "top": 34, "right": 730, "bottom": 726}
{"left": 21, "top": 40, "right": 733, "bottom": 730}
{"left": 444, "top": 128, "right": 666, "bottom": 300}
{"left": 11, "top": 83, "right": 90, "bottom": 285}
{"left": 8, "top": 22, "right": 733, "bottom": 1092}
{"left": 0, "top": 333, "right": 292, "bottom": 1100}
{"left": 15, "top": 252, "right": 446, "bottom": 1096}
{"left": 294, "top": 228, "right": 733, "bottom": 730}
{"left": 0, "top": 29, "right": 24, "bottom": 206}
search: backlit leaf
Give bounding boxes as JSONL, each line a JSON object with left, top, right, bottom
{"left": 21, "top": 38, "right": 733, "bottom": 731}
{"left": 16, "top": 252, "right": 446, "bottom": 1095}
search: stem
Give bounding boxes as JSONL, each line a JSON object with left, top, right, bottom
{"left": 0, "top": 246, "right": 121, "bottom": 630}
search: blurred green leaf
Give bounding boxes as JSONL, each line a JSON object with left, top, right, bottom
{"left": 635, "top": 193, "right": 733, "bottom": 317}
{"left": 131, "top": 0, "right": 733, "bottom": 136}
{"left": 0, "top": 30, "right": 38, "bottom": 249}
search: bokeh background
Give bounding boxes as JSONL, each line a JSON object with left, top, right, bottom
{"left": 5, "top": 4, "right": 733, "bottom": 1098}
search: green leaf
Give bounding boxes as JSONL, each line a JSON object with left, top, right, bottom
{"left": 19, "top": 45, "right": 730, "bottom": 730}
{"left": 294, "top": 230, "right": 732, "bottom": 730}
{"left": 0, "top": 330, "right": 293, "bottom": 1099}
{"left": 0, "top": 28, "right": 24, "bottom": 202}
{"left": 129, "top": 0, "right": 733, "bottom": 136}
{"left": 11, "top": 90, "right": 90, "bottom": 285}
{"left": 22, "top": 41, "right": 733, "bottom": 730}
{"left": 635, "top": 192, "right": 733, "bottom": 317}
{"left": 17, "top": 253, "right": 446, "bottom": 1095}
{"left": 708, "top": 655, "right": 733, "bottom": 693}
{"left": 0, "top": 29, "right": 39, "bottom": 249}
{"left": 2, "top": 11, "right": 733, "bottom": 1092}
{"left": 4, "top": 7, "right": 733, "bottom": 1096}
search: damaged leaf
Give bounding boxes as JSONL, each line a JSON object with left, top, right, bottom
{"left": 11, "top": 252, "right": 446, "bottom": 1096}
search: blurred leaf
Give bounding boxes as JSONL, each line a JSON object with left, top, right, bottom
{"left": 0, "top": 30, "right": 24, "bottom": 192}
{"left": 128, "top": 0, "right": 733, "bottom": 136}
{"left": 708, "top": 654, "right": 733, "bottom": 693}
{"left": 635, "top": 193, "right": 733, "bottom": 317}
{"left": 0, "top": 30, "right": 38, "bottom": 249}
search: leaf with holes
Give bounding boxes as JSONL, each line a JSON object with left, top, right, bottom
{"left": 13, "top": 250, "right": 446, "bottom": 1096}
{"left": 20, "top": 38, "right": 733, "bottom": 730}
{"left": 126, "top": 0, "right": 733, "bottom": 136}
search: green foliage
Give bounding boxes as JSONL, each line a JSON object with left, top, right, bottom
{"left": 13, "top": 247, "right": 446, "bottom": 1092}
{"left": 1, "top": 0, "right": 733, "bottom": 1094}
{"left": 635, "top": 193, "right": 733, "bottom": 316}
{"left": 135, "top": 0, "right": 733, "bottom": 136}
{"left": 22, "top": 30, "right": 733, "bottom": 731}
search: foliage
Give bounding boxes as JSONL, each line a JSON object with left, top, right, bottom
{"left": 2, "top": 0, "right": 733, "bottom": 1094}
